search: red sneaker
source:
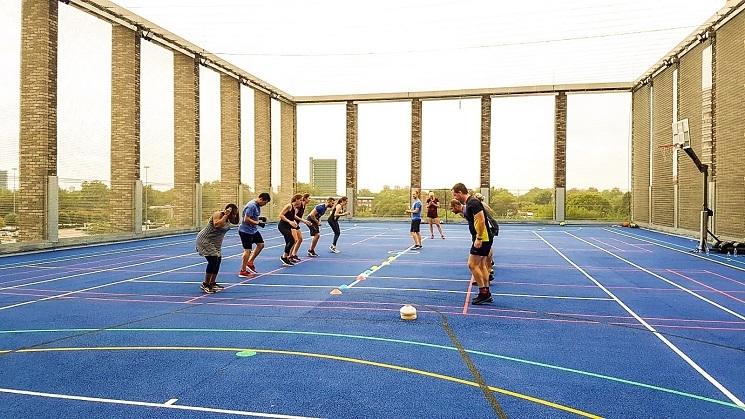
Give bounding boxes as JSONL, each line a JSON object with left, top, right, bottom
{"left": 238, "top": 270, "right": 251, "bottom": 278}
{"left": 246, "top": 263, "right": 258, "bottom": 274}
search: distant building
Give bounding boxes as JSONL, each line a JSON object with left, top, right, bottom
{"left": 0, "top": 170, "right": 7, "bottom": 191}
{"left": 309, "top": 158, "right": 337, "bottom": 195}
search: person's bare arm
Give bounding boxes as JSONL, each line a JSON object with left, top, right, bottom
{"left": 213, "top": 209, "right": 231, "bottom": 228}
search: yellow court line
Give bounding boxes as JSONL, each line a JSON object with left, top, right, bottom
{"left": 12, "top": 346, "right": 603, "bottom": 418}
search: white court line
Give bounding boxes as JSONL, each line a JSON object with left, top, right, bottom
{"left": 567, "top": 232, "right": 745, "bottom": 322}
{"left": 534, "top": 231, "right": 745, "bottom": 408}
{"left": 0, "top": 387, "right": 322, "bottom": 419}
{"left": 350, "top": 232, "right": 387, "bottom": 246}
{"left": 0, "top": 238, "right": 195, "bottom": 270}
{"left": 164, "top": 398, "right": 178, "bottom": 405}
{"left": 605, "top": 228, "right": 745, "bottom": 272}
{"left": 606, "top": 237, "right": 654, "bottom": 253}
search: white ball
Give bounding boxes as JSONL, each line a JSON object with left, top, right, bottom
{"left": 399, "top": 304, "right": 417, "bottom": 320}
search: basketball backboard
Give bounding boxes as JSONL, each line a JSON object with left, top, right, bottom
{"left": 672, "top": 118, "right": 691, "bottom": 149}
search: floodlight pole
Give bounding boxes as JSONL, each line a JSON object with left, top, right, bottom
{"left": 682, "top": 147, "right": 712, "bottom": 253}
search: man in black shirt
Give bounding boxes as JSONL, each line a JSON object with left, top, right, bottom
{"left": 452, "top": 183, "right": 493, "bottom": 305}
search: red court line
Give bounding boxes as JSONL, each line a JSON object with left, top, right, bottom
{"left": 667, "top": 269, "right": 745, "bottom": 305}
{"left": 462, "top": 278, "right": 473, "bottom": 314}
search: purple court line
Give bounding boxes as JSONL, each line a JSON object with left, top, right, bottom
{"left": 7, "top": 287, "right": 744, "bottom": 332}
{"left": 606, "top": 237, "right": 654, "bottom": 253}
{"left": 589, "top": 237, "right": 625, "bottom": 252}
{"left": 667, "top": 270, "right": 745, "bottom": 305}
{"left": 704, "top": 270, "right": 745, "bottom": 288}
{"left": 0, "top": 254, "right": 168, "bottom": 286}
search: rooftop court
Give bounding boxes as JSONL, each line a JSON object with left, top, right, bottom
{"left": 1, "top": 222, "right": 743, "bottom": 418}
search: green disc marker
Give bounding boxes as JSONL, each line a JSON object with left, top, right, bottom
{"left": 236, "top": 350, "right": 257, "bottom": 357}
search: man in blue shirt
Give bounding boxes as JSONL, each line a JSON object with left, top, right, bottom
{"left": 239, "top": 192, "right": 271, "bottom": 276}
{"left": 405, "top": 190, "right": 423, "bottom": 249}
{"left": 305, "top": 197, "right": 335, "bottom": 257}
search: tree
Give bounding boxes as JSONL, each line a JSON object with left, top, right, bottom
{"left": 567, "top": 191, "right": 611, "bottom": 219}
{"left": 489, "top": 188, "right": 517, "bottom": 217}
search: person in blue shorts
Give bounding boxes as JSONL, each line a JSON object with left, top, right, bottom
{"left": 238, "top": 192, "right": 270, "bottom": 277}
{"left": 305, "top": 197, "right": 336, "bottom": 257}
{"left": 405, "top": 190, "right": 423, "bottom": 249}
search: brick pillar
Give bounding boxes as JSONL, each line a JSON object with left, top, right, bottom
{"left": 110, "top": 25, "right": 140, "bottom": 233}
{"left": 345, "top": 101, "right": 358, "bottom": 214}
{"left": 173, "top": 53, "right": 200, "bottom": 228}
{"left": 254, "top": 90, "right": 271, "bottom": 195}
{"left": 220, "top": 74, "right": 241, "bottom": 207}
{"left": 554, "top": 92, "right": 567, "bottom": 221}
{"left": 19, "top": 0, "right": 57, "bottom": 242}
{"left": 480, "top": 95, "right": 491, "bottom": 200}
{"left": 411, "top": 98, "right": 422, "bottom": 191}
{"left": 280, "top": 101, "right": 297, "bottom": 203}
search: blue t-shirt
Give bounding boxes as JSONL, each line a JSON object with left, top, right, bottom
{"left": 411, "top": 199, "right": 422, "bottom": 221}
{"left": 312, "top": 203, "right": 328, "bottom": 218}
{"left": 239, "top": 200, "right": 261, "bottom": 234}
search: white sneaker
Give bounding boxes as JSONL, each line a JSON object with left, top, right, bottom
{"left": 329, "top": 245, "right": 340, "bottom": 254}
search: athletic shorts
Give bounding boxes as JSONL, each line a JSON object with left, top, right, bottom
{"left": 469, "top": 240, "right": 493, "bottom": 257}
{"left": 410, "top": 219, "right": 421, "bottom": 233}
{"left": 239, "top": 231, "right": 264, "bottom": 249}
{"left": 308, "top": 222, "right": 320, "bottom": 236}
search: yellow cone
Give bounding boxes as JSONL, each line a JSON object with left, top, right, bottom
{"left": 330, "top": 288, "right": 342, "bottom": 295}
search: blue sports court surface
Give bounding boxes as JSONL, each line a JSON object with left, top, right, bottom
{"left": 0, "top": 222, "right": 744, "bottom": 418}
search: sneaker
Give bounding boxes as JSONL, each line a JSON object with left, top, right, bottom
{"left": 413, "top": 245, "right": 422, "bottom": 250}
{"left": 290, "top": 255, "right": 301, "bottom": 262}
{"left": 430, "top": 236, "right": 435, "bottom": 239}
{"left": 212, "top": 283, "right": 225, "bottom": 292}
{"left": 200, "top": 283, "right": 215, "bottom": 294}
{"left": 329, "top": 246, "right": 340, "bottom": 254}
{"left": 472, "top": 293, "right": 493, "bottom": 305}
{"left": 280, "top": 256, "right": 295, "bottom": 266}
{"left": 238, "top": 270, "right": 251, "bottom": 278}
{"left": 307, "top": 250, "right": 318, "bottom": 257}
{"left": 441, "top": 236, "right": 446, "bottom": 239}
{"left": 246, "top": 264, "right": 258, "bottom": 274}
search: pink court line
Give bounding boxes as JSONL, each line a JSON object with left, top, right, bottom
{"left": 704, "top": 270, "right": 745, "bottom": 288}
{"left": 667, "top": 269, "right": 745, "bottom": 306}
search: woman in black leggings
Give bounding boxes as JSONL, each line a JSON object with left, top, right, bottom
{"left": 195, "top": 203, "right": 239, "bottom": 293}
{"left": 278, "top": 194, "right": 303, "bottom": 266}
{"left": 327, "top": 196, "right": 349, "bottom": 254}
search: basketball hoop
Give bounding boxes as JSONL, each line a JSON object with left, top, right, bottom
{"left": 658, "top": 143, "right": 680, "bottom": 161}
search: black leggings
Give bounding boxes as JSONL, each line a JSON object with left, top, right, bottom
{"left": 205, "top": 256, "right": 222, "bottom": 274}
{"left": 328, "top": 218, "right": 341, "bottom": 246}
{"left": 278, "top": 222, "right": 296, "bottom": 254}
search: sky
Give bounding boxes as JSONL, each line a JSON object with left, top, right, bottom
{"left": 0, "top": 1, "right": 725, "bottom": 194}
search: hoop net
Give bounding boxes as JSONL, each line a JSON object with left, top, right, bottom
{"left": 658, "top": 143, "right": 680, "bottom": 161}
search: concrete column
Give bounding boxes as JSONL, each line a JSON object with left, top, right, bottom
{"left": 554, "top": 92, "right": 567, "bottom": 222}
{"left": 411, "top": 98, "right": 422, "bottom": 192}
{"left": 254, "top": 90, "right": 271, "bottom": 195}
{"left": 110, "top": 25, "right": 140, "bottom": 233}
{"left": 220, "top": 74, "right": 241, "bottom": 207}
{"left": 280, "top": 101, "right": 297, "bottom": 204}
{"left": 345, "top": 101, "right": 358, "bottom": 215}
{"left": 173, "top": 52, "right": 200, "bottom": 228}
{"left": 19, "top": 0, "right": 58, "bottom": 242}
{"left": 480, "top": 95, "right": 491, "bottom": 202}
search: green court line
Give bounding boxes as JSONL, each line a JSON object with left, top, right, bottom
{"left": 0, "top": 327, "right": 740, "bottom": 410}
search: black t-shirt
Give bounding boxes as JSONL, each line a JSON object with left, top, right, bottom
{"left": 464, "top": 196, "right": 492, "bottom": 242}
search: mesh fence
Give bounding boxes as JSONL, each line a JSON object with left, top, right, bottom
{"left": 58, "top": 178, "right": 112, "bottom": 238}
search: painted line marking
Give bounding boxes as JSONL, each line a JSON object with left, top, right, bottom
{"left": 1, "top": 327, "right": 742, "bottom": 411}
{"left": 704, "top": 270, "right": 745, "bottom": 288}
{"left": 536, "top": 231, "right": 745, "bottom": 408}
{"left": 606, "top": 237, "right": 654, "bottom": 253}
{"left": 4, "top": 346, "right": 602, "bottom": 418}
{"left": 667, "top": 270, "right": 745, "bottom": 305}
{"left": 0, "top": 387, "right": 321, "bottom": 419}
{"left": 347, "top": 237, "right": 427, "bottom": 288}
{"left": 164, "top": 398, "right": 178, "bottom": 405}
{"left": 605, "top": 228, "right": 745, "bottom": 272}
{"left": 463, "top": 278, "right": 474, "bottom": 315}
{"left": 567, "top": 232, "right": 745, "bottom": 322}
